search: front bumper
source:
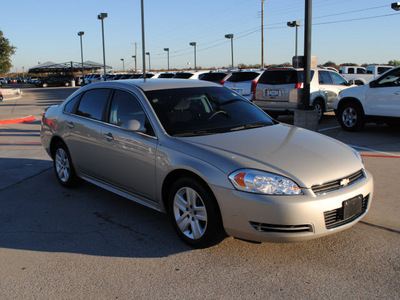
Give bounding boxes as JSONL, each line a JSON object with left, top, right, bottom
{"left": 213, "top": 170, "right": 373, "bottom": 243}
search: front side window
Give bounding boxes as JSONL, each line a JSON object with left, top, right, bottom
{"left": 76, "top": 89, "right": 111, "bottom": 120}
{"left": 145, "top": 86, "right": 274, "bottom": 136}
{"left": 109, "top": 90, "right": 155, "bottom": 136}
{"left": 377, "top": 68, "right": 400, "bottom": 87}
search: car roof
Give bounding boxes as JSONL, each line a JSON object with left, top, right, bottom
{"left": 85, "top": 78, "right": 220, "bottom": 92}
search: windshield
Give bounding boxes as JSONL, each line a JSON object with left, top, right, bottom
{"left": 145, "top": 87, "right": 275, "bottom": 136}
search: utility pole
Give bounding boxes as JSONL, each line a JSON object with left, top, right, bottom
{"left": 261, "top": 0, "right": 265, "bottom": 69}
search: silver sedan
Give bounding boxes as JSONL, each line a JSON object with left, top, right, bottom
{"left": 41, "top": 79, "right": 373, "bottom": 248}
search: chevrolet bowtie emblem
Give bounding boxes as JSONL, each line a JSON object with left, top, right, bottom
{"left": 340, "top": 178, "right": 350, "bottom": 187}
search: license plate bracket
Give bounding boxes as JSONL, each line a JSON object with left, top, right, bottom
{"left": 343, "top": 195, "right": 362, "bottom": 220}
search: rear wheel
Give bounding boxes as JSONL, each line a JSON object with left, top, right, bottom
{"left": 168, "top": 178, "right": 225, "bottom": 248}
{"left": 53, "top": 142, "right": 80, "bottom": 188}
{"left": 313, "top": 99, "right": 325, "bottom": 122}
{"left": 338, "top": 102, "right": 365, "bottom": 131}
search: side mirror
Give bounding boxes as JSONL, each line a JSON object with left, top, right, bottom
{"left": 121, "top": 119, "right": 146, "bottom": 133}
{"left": 369, "top": 80, "right": 377, "bottom": 88}
{"left": 348, "top": 80, "right": 354, "bottom": 86}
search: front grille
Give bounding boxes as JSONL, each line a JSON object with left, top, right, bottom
{"left": 324, "top": 194, "right": 369, "bottom": 229}
{"left": 312, "top": 169, "right": 365, "bottom": 195}
{"left": 250, "top": 222, "right": 313, "bottom": 233}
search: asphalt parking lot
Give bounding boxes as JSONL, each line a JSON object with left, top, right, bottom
{"left": 0, "top": 85, "right": 399, "bottom": 299}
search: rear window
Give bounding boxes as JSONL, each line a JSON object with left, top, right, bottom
{"left": 199, "top": 73, "right": 228, "bottom": 82}
{"left": 173, "top": 73, "right": 193, "bottom": 79}
{"left": 158, "top": 73, "right": 175, "bottom": 78}
{"left": 226, "top": 72, "right": 259, "bottom": 82}
{"left": 258, "top": 70, "right": 314, "bottom": 85}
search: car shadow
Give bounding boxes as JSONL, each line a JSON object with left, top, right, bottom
{"left": 0, "top": 161, "right": 192, "bottom": 258}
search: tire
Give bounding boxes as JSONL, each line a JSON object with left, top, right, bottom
{"left": 313, "top": 99, "right": 325, "bottom": 123}
{"left": 338, "top": 102, "right": 365, "bottom": 131}
{"left": 53, "top": 142, "right": 80, "bottom": 188}
{"left": 168, "top": 177, "right": 225, "bottom": 248}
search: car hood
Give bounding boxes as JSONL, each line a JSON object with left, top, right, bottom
{"left": 178, "top": 123, "right": 363, "bottom": 188}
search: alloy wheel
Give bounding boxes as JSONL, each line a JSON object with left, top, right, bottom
{"left": 55, "top": 148, "right": 70, "bottom": 183}
{"left": 173, "top": 187, "right": 208, "bottom": 240}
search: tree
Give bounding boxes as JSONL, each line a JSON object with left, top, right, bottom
{"left": 388, "top": 60, "right": 400, "bottom": 67}
{"left": 322, "top": 61, "right": 339, "bottom": 70}
{"left": 0, "top": 30, "right": 17, "bottom": 74}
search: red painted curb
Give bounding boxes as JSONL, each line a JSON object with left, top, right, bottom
{"left": 0, "top": 116, "right": 36, "bottom": 125}
{"left": 361, "top": 154, "right": 400, "bottom": 159}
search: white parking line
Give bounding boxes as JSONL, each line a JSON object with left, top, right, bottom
{"left": 317, "top": 126, "right": 341, "bottom": 132}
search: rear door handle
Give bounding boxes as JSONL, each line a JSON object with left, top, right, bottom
{"left": 67, "top": 121, "right": 74, "bottom": 128}
{"left": 103, "top": 132, "right": 114, "bottom": 141}
{"left": 394, "top": 92, "right": 400, "bottom": 95}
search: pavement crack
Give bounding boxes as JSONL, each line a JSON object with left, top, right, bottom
{"left": 360, "top": 221, "right": 400, "bottom": 235}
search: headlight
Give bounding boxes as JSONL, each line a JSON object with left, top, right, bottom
{"left": 229, "top": 169, "right": 302, "bottom": 195}
{"left": 351, "top": 148, "right": 364, "bottom": 164}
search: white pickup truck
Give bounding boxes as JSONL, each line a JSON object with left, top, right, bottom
{"left": 339, "top": 65, "right": 392, "bottom": 85}
{"left": 334, "top": 66, "right": 400, "bottom": 131}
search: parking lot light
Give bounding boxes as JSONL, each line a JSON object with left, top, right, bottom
{"left": 146, "top": 52, "right": 151, "bottom": 72}
{"left": 77, "top": 31, "right": 85, "bottom": 80}
{"left": 132, "top": 56, "right": 137, "bottom": 73}
{"left": 224, "top": 34, "right": 234, "bottom": 69}
{"left": 189, "top": 42, "right": 197, "bottom": 71}
{"left": 120, "top": 58, "right": 124, "bottom": 71}
{"left": 392, "top": 2, "right": 400, "bottom": 10}
{"left": 98, "top": 12, "right": 108, "bottom": 81}
{"left": 287, "top": 20, "right": 301, "bottom": 67}
{"left": 164, "top": 48, "right": 170, "bottom": 71}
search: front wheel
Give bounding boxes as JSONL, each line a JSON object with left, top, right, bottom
{"left": 168, "top": 178, "right": 225, "bottom": 248}
{"left": 338, "top": 102, "right": 365, "bottom": 131}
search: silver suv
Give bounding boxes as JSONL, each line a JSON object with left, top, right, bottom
{"left": 253, "top": 68, "right": 352, "bottom": 121}
{"left": 224, "top": 70, "right": 263, "bottom": 100}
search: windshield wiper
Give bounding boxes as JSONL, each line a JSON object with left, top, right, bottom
{"left": 229, "top": 122, "right": 272, "bottom": 132}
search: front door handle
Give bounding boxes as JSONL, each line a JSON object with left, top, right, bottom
{"left": 394, "top": 92, "right": 400, "bottom": 95}
{"left": 103, "top": 132, "right": 114, "bottom": 141}
{"left": 67, "top": 122, "right": 74, "bottom": 128}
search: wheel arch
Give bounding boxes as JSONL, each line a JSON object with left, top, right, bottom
{"left": 49, "top": 135, "right": 66, "bottom": 158}
{"left": 337, "top": 97, "right": 364, "bottom": 115}
{"left": 161, "top": 169, "right": 219, "bottom": 214}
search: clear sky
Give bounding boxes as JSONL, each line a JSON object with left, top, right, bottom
{"left": 1, "top": 0, "right": 399, "bottom": 73}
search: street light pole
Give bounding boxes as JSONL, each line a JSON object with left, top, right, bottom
{"left": 261, "top": 0, "right": 265, "bottom": 69}
{"left": 132, "top": 56, "right": 137, "bottom": 73}
{"left": 97, "top": 12, "right": 108, "bottom": 81}
{"left": 190, "top": 42, "right": 197, "bottom": 71}
{"left": 164, "top": 48, "right": 170, "bottom": 71}
{"left": 120, "top": 58, "right": 124, "bottom": 71}
{"left": 146, "top": 52, "right": 151, "bottom": 72}
{"left": 77, "top": 31, "right": 85, "bottom": 80}
{"left": 225, "top": 34, "right": 234, "bottom": 69}
{"left": 287, "top": 21, "right": 301, "bottom": 68}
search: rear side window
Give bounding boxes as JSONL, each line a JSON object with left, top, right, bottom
{"left": 319, "top": 71, "right": 333, "bottom": 85}
{"left": 76, "top": 89, "right": 111, "bottom": 120}
{"left": 258, "top": 70, "right": 298, "bottom": 85}
{"left": 226, "top": 72, "right": 259, "bottom": 82}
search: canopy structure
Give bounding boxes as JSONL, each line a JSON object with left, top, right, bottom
{"left": 28, "top": 61, "right": 112, "bottom": 73}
